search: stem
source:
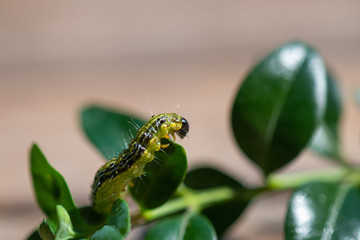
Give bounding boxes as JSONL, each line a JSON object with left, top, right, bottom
{"left": 142, "top": 186, "right": 235, "bottom": 221}
{"left": 267, "top": 167, "right": 360, "bottom": 190}
{"left": 132, "top": 166, "right": 360, "bottom": 225}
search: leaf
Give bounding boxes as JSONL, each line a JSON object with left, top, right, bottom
{"left": 91, "top": 199, "right": 131, "bottom": 240}
{"left": 145, "top": 212, "right": 217, "bottom": 240}
{"left": 81, "top": 105, "right": 146, "bottom": 160}
{"left": 27, "top": 230, "right": 42, "bottom": 240}
{"left": 130, "top": 140, "right": 187, "bottom": 209}
{"left": 30, "top": 144, "right": 84, "bottom": 229}
{"left": 77, "top": 206, "right": 106, "bottom": 227}
{"left": 105, "top": 199, "right": 131, "bottom": 237}
{"left": 91, "top": 226, "right": 122, "bottom": 240}
{"left": 285, "top": 182, "right": 360, "bottom": 240}
{"left": 39, "top": 219, "right": 54, "bottom": 240}
{"left": 184, "top": 167, "right": 249, "bottom": 236}
{"left": 231, "top": 41, "right": 327, "bottom": 175}
{"left": 55, "top": 205, "right": 76, "bottom": 240}
{"left": 310, "top": 69, "right": 343, "bottom": 161}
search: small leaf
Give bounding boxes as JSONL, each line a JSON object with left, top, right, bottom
{"left": 91, "top": 226, "right": 122, "bottom": 240}
{"left": 310, "top": 69, "right": 343, "bottom": 161}
{"left": 106, "top": 199, "right": 131, "bottom": 237}
{"left": 81, "top": 105, "right": 146, "bottom": 160}
{"left": 184, "top": 167, "right": 249, "bottom": 236}
{"left": 130, "top": 140, "right": 187, "bottom": 209}
{"left": 231, "top": 41, "right": 327, "bottom": 175}
{"left": 78, "top": 206, "right": 106, "bottom": 227}
{"left": 91, "top": 199, "right": 131, "bottom": 240}
{"left": 39, "top": 219, "right": 54, "bottom": 240}
{"left": 55, "top": 205, "right": 76, "bottom": 240}
{"left": 30, "top": 144, "right": 84, "bottom": 228}
{"left": 27, "top": 230, "right": 42, "bottom": 240}
{"left": 145, "top": 212, "right": 217, "bottom": 240}
{"left": 285, "top": 182, "right": 360, "bottom": 240}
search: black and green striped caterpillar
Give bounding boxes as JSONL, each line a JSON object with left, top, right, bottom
{"left": 92, "top": 113, "right": 189, "bottom": 213}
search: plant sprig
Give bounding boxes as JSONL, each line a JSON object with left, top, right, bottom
{"left": 28, "top": 41, "right": 360, "bottom": 240}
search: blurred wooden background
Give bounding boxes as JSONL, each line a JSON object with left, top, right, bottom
{"left": 0, "top": 1, "right": 359, "bottom": 239}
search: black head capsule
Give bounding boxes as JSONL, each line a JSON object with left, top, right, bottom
{"left": 176, "top": 117, "right": 189, "bottom": 138}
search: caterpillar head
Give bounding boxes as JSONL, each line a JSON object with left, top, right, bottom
{"left": 176, "top": 117, "right": 189, "bottom": 138}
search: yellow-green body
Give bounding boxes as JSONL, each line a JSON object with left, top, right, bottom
{"left": 92, "top": 113, "right": 186, "bottom": 213}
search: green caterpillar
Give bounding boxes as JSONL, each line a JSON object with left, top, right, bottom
{"left": 92, "top": 113, "right": 189, "bottom": 213}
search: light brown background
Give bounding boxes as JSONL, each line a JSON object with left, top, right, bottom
{"left": 1, "top": 1, "right": 360, "bottom": 239}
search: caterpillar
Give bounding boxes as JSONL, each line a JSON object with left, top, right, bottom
{"left": 92, "top": 113, "right": 189, "bottom": 213}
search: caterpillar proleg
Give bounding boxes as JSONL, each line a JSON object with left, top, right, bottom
{"left": 92, "top": 113, "right": 189, "bottom": 213}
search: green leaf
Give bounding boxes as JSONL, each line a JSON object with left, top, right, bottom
{"left": 231, "top": 41, "right": 327, "bottom": 175}
{"left": 145, "top": 212, "right": 217, "bottom": 240}
{"left": 55, "top": 205, "right": 76, "bottom": 240}
{"left": 30, "top": 144, "right": 84, "bottom": 229}
{"left": 91, "top": 226, "right": 122, "bottom": 240}
{"left": 184, "top": 167, "right": 249, "bottom": 236}
{"left": 78, "top": 206, "right": 106, "bottom": 227}
{"left": 81, "top": 105, "right": 146, "bottom": 160}
{"left": 285, "top": 182, "right": 360, "bottom": 240}
{"left": 105, "top": 199, "right": 131, "bottom": 237}
{"left": 39, "top": 219, "right": 54, "bottom": 240}
{"left": 91, "top": 199, "right": 131, "bottom": 240}
{"left": 27, "top": 230, "right": 42, "bottom": 240}
{"left": 310, "top": 69, "right": 343, "bottom": 161}
{"left": 130, "top": 140, "right": 187, "bottom": 209}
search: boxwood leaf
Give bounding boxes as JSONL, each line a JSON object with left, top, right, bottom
{"left": 91, "top": 226, "right": 122, "bottom": 240}
{"left": 130, "top": 140, "right": 187, "bottom": 209}
{"left": 39, "top": 219, "right": 54, "bottom": 240}
{"left": 145, "top": 212, "right": 217, "bottom": 240}
{"left": 81, "top": 105, "right": 145, "bottom": 160}
{"left": 184, "top": 167, "right": 249, "bottom": 236}
{"left": 30, "top": 144, "right": 84, "bottom": 229}
{"left": 106, "top": 199, "right": 131, "bottom": 237}
{"left": 55, "top": 205, "right": 76, "bottom": 240}
{"left": 310, "top": 69, "right": 343, "bottom": 161}
{"left": 231, "top": 41, "right": 327, "bottom": 175}
{"left": 285, "top": 182, "right": 360, "bottom": 240}
{"left": 91, "top": 199, "right": 130, "bottom": 240}
{"left": 27, "top": 230, "right": 42, "bottom": 240}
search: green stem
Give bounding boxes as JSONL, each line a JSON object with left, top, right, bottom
{"left": 139, "top": 185, "right": 267, "bottom": 223}
{"left": 142, "top": 186, "right": 235, "bottom": 221}
{"left": 267, "top": 167, "right": 360, "bottom": 190}
{"left": 134, "top": 166, "right": 360, "bottom": 225}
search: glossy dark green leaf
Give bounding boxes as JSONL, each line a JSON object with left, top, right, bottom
{"left": 30, "top": 144, "right": 84, "bottom": 229}
{"left": 130, "top": 140, "right": 187, "bottom": 209}
{"left": 310, "top": 69, "right": 343, "bottom": 161}
{"left": 285, "top": 182, "right": 360, "bottom": 240}
{"left": 81, "top": 105, "right": 146, "bottom": 160}
{"left": 232, "top": 41, "right": 327, "bottom": 175}
{"left": 184, "top": 167, "right": 249, "bottom": 236}
{"left": 91, "top": 199, "right": 130, "bottom": 240}
{"left": 145, "top": 213, "right": 217, "bottom": 240}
